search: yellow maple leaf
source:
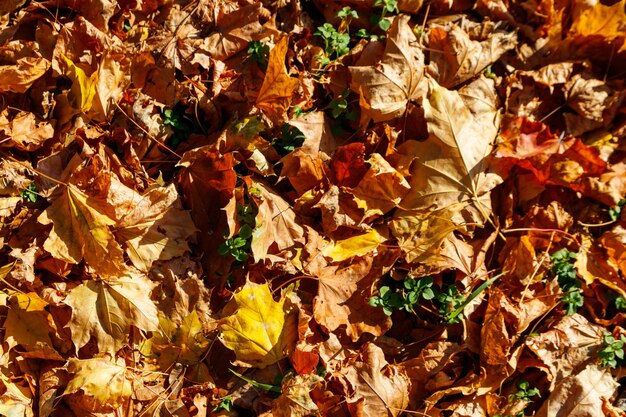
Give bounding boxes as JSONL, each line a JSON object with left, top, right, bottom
{"left": 64, "top": 273, "right": 159, "bottom": 354}
{"left": 37, "top": 184, "right": 126, "bottom": 278}
{"left": 64, "top": 357, "right": 133, "bottom": 412}
{"left": 256, "top": 35, "right": 299, "bottom": 122}
{"left": 140, "top": 310, "right": 210, "bottom": 369}
{"left": 4, "top": 292, "right": 62, "bottom": 359}
{"left": 571, "top": 0, "right": 626, "bottom": 40}
{"left": 322, "top": 229, "right": 386, "bottom": 262}
{"left": 219, "top": 281, "right": 296, "bottom": 368}
{"left": 63, "top": 55, "right": 98, "bottom": 113}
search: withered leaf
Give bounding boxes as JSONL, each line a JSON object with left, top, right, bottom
{"left": 400, "top": 79, "right": 501, "bottom": 224}
{"left": 64, "top": 357, "right": 133, "bottom": 412}
{"left": 349, "top": 14, "right": 426, "bottom": 125}
{"left": 38, "top": 184, "right": 127, "bottom": 278}
{"left": 256, "top": 35, "right": 299, "bottom": 123}
{"left": 64, "top": 273, "right": 159, "bottom": 354}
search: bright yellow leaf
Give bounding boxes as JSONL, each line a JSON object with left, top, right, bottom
{"left": 64, "top": 357, "right": 133, "bottom": 412}
{"left": 219, "top": 281, "right": 295, "bottom": 368}
{"left": 322, "top": 229, "right": 386, "bottom": 262}
{"left": 63, "top": 55, "right": 98, "bottom": 112}
{"left": 38, "top": 184, "right": 126, "bottom": 278}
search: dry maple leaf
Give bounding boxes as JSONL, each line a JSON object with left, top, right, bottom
{"left": 313, "top": 255, "right": 392, "bottom": 341}
{"left": 63, "top": 357, "right": 133, "bottom": 413}
{"left": 140, "top": 310, "right": 210, "bottom": 370}
{"left": 0, "top": 110, "right": 55, "bottom": 151}
{"left": 400, "top": 79, "right": 501, "bottom": 225}
{"left": 108, "top": 181, "right": 196, "bottom": 272}
{"left": 0, "top": 373, "right": 33, "bottom": 417}
{"left": 427, "top": 20, "right": 517, "bottom": 88}
{"left": 64, "top": 273, "right": 159, "bottom": 354}
{"left": 351, "top": 153, "right": 411, "bottom": 216}
{"left": 339, "top": 343, "right": 410, "bottom": 417}
{"left": 525, "top": 314, "right": 605, "bottom": 390}
{"left": 219, "top": 281, "right": 296, "bottom": 368}
{"left": 0, "top": 55, "right": 50, "bottom": 94}
{"left": 38, "top": 184, "right": 127, "bottom": 278}
{"left": 535, "top": 364, "right": 618, "bottom": 417}
{"left": 177, "top": 147, "right": 237, "bottom": 269}
{"left": 391, "top": 205, "right": 460, "bottom": 264}
{"left": 200, "top": 3, "right": 269, "bottom": 61}
{"left": 249, "top": 180, "right": 304, "bottom": 262}
{"left": 4, "top": 292, "right": 62, "bottom": 360}
{"left": 349, "top": 14, "right": 426, "bottom": 126}
{"left": 570, "top": 0, "right": 626, "bottom": 52}
{"left": 256, "top": 35, "right": 300, "bottom": 123}
{"left": 272, "top": 373, "right": 324, "bottom": 417}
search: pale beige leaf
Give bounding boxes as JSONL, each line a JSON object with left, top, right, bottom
{"left": 349, "top": 14, "right": 426, "bottom": 125}
{"left": 340, "top": 343, "right": 410, "bottom": 417}
{"left": 250, "top": 180, "right": 304, "bottom": 262}
{"left": 400, "top": 78, "right": 501, "bottom": 225}
{"left": 536, "top": 364, "right": 619, "bottom": 417}
{"left": 65, "top": 273, "right": 159, "bottom": 354}
{"left": 428, "top": 20, "right": 516, "bottom": 88}
{"left": 113, "top": 182, "right": 196, "bottom": 271}
{"left": 64, "top": 357, "right": 133, "bottom": 412}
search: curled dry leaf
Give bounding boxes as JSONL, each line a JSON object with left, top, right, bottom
{"left": 4, "top": 292, "right": 62, "bottom": 360}
{"left": 0, "top": 110, "right": 55, "bottom": 151}
{"left": 272, "top": 373, "right": 324, "bottom": 417}
{"left": 0, "top": 373, "right": 33, "bottom": 417}
{"left": 338, "top": 343, "right": 410, "bottom": 417}
{"left": 250, "top": 180, "right": 304, "bottom": 262}
{"left": 535, "top": 364, "right": 619, "bottom": 417}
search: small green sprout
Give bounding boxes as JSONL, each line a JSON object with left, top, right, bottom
{"left": 369, "top": 276, "right": 435, "bottom": 316}
{"left": 212, "top": 395, "right": 233, "bottom": 412}
{"left": 247, "top": 40, "right": 270, "bottom": 67}
{"left": 372, "top": 0, "right": 398, "bottom": 31}
{"left": 551, "top": 248, "right": 583, "bottom": 315}
{"left": 599, "top": 333, "right": 626, "bottom": 368}
{"left": 21, "top": 183, "right": 38, "bottom": 203}
{"left": 609, "top": 198, "right": 626, "bottom": 221}
{"left": 511, "top": 379, "right": 540, "bottom": 403}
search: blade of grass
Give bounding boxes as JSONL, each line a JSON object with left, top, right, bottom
{"left": 446, "top": 272, "right": 503, "bottom": 322}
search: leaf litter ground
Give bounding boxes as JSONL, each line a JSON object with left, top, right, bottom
{"left": 1, "top": 1, "right": 626, "bottom": 416}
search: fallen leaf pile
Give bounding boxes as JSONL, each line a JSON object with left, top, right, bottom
{"left": 2, "top": 0, "right": 626, "bottom": 416}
